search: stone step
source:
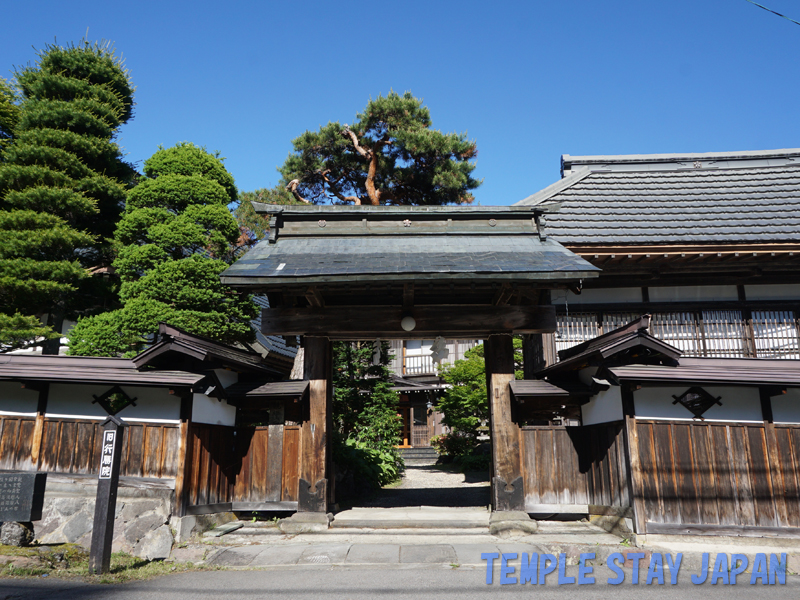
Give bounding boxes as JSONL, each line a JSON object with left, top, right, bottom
{"left": 331, "top": 507, "right": 490, "bottom": 530}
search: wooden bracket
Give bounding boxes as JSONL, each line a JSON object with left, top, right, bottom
{"left": 305, "top": 286, "right": 325, "bottom": 308}
{"left": 492, "top": 283, "right": 514, "bottom": 306}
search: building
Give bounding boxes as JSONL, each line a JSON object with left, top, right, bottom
{"left": 516, "top": 148, "right": 800, "bottom": 364}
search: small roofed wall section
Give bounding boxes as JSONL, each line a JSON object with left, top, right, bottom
{"left": 191, "top": 368, "right": 238, "bottom": 426}
{"left": 0, "top": 381, "right": 182, "bottom": 477}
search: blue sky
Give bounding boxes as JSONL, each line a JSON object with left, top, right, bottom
{"left": 3, "top": 1, "right": 799, "bottom": 206}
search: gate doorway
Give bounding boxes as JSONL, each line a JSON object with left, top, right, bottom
{"left": 220, "top": 204, "right": 598, "bottom": 514}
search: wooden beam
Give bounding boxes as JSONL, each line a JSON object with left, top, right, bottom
{"left": 485, "top": 335, "right": 523, "bottom": 511}
{"left": 261, "top": 305, "right": 557, "bottom": 338}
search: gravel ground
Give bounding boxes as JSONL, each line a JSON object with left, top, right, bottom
{"left": 356, "top": 461, "right": 490, "bottom": 508}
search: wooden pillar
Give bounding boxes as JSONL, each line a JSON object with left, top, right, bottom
{"left": 760, "top": 387, "right": 789, "bottom": 526}
{"left": 299, "top": 336, "right": 331, "bottom": 512}
{"left": 173, "top": 389, "right": 193, "bottom": 517}
{"left": 621, "top": 384, "right": 647, "bottom": 534}
{"left": 485, "top": 334, "right": 523, "bottom": 511}
{"left": 30, "top": 382, "right": 50, "bottom": 468}
{"left": 522, "top": 334, "right": 545, "bottom": 378}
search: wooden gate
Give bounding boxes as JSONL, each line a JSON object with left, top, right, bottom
{"left": 183, "top": 423, "right": 300, "bottom": 514}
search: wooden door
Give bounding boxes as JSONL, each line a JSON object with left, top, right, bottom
{"left": 398, "top": 407, "right": 411, "bottom": 447}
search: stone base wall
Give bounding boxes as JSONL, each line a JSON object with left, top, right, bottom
{"left": 29, "top": 474, "right": 181, "bottom": 560}
{"left": 34, "top": 496, "right": 174, "bottom": 560}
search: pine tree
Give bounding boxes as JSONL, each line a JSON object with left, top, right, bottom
{"left": 280, "top": 91, "right": 481, "bottom": 206}
{"left": 67, "top": 142, "right": 256, "bottom": 357}
{"left": 0, "top": 41, "right": 135, "bottom": 352}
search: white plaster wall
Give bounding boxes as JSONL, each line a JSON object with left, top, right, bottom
{"left": 744, "top": 284, "right": 800, "bottom": 301}
{"left": 581, "top": 386, "right": 623, "bottom": 425}
{"left": 648, "top": 285, "right": 739, "bottom": 303}
{"left": 633, "top": 385, "right": 762, "bottom": 422}
{"left": 46, "top": 384, "right": 180, "bottom": 422}
{"left": 552, "top": 288, "right": 642, "bottom": 305}
{"left": 772, "top": 388, "right": 800, "bottom": 424}
{"left": 192, "top": 393, "right": 236, "bottom": 426}
{"left": 212, "top": 369, "right": 238, "bottom": 389}
{"left": 0, "top": 381, "right": 40, "bottom": 416}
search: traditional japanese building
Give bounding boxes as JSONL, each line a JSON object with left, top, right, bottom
{"left": 516, "top": 148, "right": 800, "bottom": 363}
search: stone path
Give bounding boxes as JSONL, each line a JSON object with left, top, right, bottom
{"left": 355, "top": 462, "right": 490, "bottom": 508}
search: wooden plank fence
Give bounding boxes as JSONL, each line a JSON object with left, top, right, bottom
{"left": 184, "top": 423, "right": 300, "bottom": 513}
{"left": 635, "top": 420, "right": 800, "bottom": 535}
{"left": 0, "top": 415, "right": 179, "bottom": 478}
{"left": 520, "top": 422, "right": 630, "bottom": 511}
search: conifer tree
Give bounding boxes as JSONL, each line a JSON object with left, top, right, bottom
{"left": 0, "top": 41, "right": 135, "bottom": 352}
{"left": 0, "top": 77, "right": 19, "bottom": 160}
{"left": 280, "top": 91, "right": 480, "bottom": 206}
{"left": 67, "top": 142, "right": 256, "bottom": 357}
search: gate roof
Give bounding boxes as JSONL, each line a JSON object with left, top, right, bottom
{"left": 221, "top": 204, "right": 598, "bottom": 289}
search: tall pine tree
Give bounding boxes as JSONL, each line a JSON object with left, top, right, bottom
{"left": 67, "top": 142, "right": 256, "bottom": 357}
{"left": 0, "top": 41, "right": 135, "bottom": 352}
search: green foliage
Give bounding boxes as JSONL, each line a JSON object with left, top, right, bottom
{"left": 67, "top": 143, "right": 256, "bottom": 357}
{"left": 332, "top": 340, "right": 403, "bottom": 497}
{"left": 437, "top": 339, "right": 523, "bottom": 457}
{"left": 0, "top": 78, "right": 19, "bottom": 159}
{"left": 0, "top": 41, "right": 135, "bottom": 352}
{"left": 334, "top": 438, "right": 403, "bottom": 490}
{"left": 0, "top": 312, "right": 61, "bottom": 351}
{"left": 232, "top": 185, "right": 303, "bottom": 250}
{"left": 279, "top": 91, "right": 481, "bottom": 206}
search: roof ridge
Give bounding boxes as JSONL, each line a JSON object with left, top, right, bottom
{"left": 563, "top": 148, "right": 800, "bottom": 166}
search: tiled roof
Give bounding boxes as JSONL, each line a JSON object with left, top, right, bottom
{"left": 0, "top": 355, "right": 204, "bottom": 387}
{"left": 221, "top": 205, "right": 599, "bottom": 286}
{"left": 516, "top": 150, "right": 800, "bottom": 245}
{"left": 250, "top": 296, "right": 299, "bottom": 359}
{"left": 227, "top": 237, "right": 595, "bottom": 280}
{"left": 609, "top": 358, "right": 800, "bottom": 386}
{"left": 132, "top": 323, "right": 272, "bottom": 373}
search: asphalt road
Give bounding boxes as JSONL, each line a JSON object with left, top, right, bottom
{"left": 2, "top": 566, "right": 799, "bottom": 600}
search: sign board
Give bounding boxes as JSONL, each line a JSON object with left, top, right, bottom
{"left": 0, "top": 472, "right": 47, "bottom": 522}
{"left": 99, "top": 430, "right": 116, "bottom": 479}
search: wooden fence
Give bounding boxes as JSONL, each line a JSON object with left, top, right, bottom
{"left": 634, "top": 420, "right": 800, "bottom": 535}
{"left": 0, "top": 415, "right": 35, "bottom": 471}
{"left": 184, "top": 423, "right": 300, "bottom": 513}
{"left": 520, "top": 422, "right": 630, "bottom": 511}
{"left": 0, "top": 415, "right": 179, "bottom": 478}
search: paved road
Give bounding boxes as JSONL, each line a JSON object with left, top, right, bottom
{"left": 2, "top": 566, "right": 799, "bottom": 599}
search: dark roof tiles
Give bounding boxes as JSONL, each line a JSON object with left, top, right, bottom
{"left": 518, "top": 161, "right": 800, "bottom": 245}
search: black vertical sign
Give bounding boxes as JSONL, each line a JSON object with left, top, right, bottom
{"left": 89, "top": 415, "right": 126, "bottom": 574}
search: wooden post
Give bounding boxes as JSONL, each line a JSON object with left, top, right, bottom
{"left": 30, "top": 383, "right": 49, "bottom": 468}
{"left": 173, "top": 390, "right": 193, "bottom": 517}
{"left": 760, "top": 387, "right": 789, "bottom": 526}
{"left": 89, "top": 415, "right": 126, "bottom": 574}
{"left": 522, "top": 334, "right": 545, "bottom": 378}
{"left": 299, "top": 336, "right": 330, "bottom": 512}
{"left": 621, "top": 384, "right": 647, "bottom": 535}
{"left": 485, "top": 334, "right": 523, "bottom": 511}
